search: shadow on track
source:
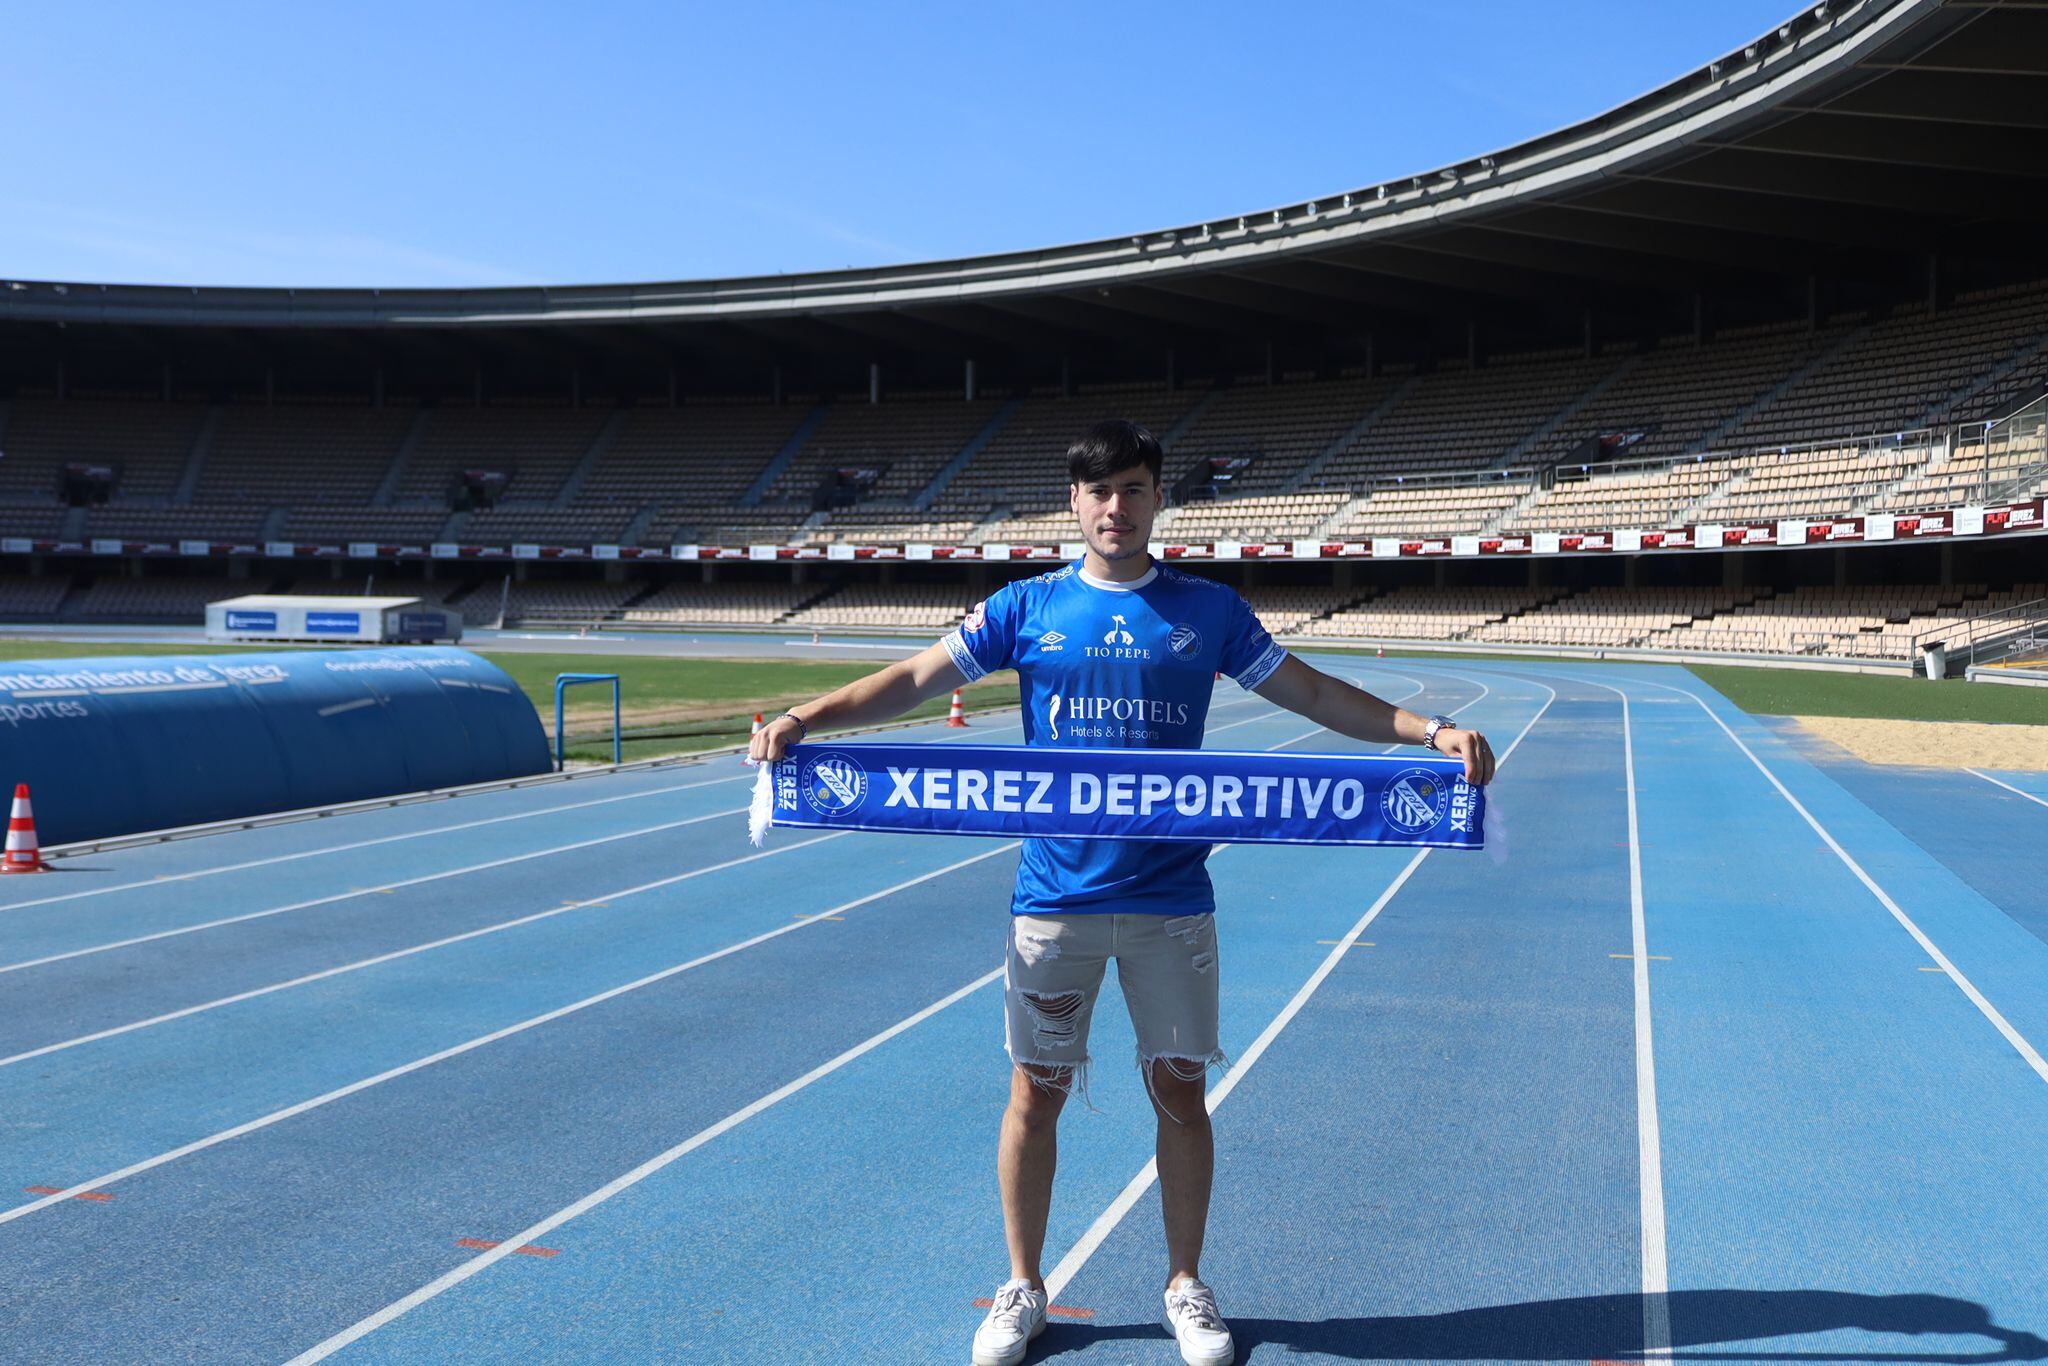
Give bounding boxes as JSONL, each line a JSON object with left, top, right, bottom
{"left": 1030, "top": 1289, "right": 2048, "bottom": 1362}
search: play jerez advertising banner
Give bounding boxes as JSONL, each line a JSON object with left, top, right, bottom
{"left": 760, "top": 742, "right": 1485, "bottom": 851}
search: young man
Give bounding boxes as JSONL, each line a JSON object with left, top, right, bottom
{"left": 748, "top": 420, "right": 1494, "bottom": 1366}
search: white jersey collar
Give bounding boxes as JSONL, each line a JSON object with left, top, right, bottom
{"left": 1076, "top": 561, "right": 1158, "bottom": 592}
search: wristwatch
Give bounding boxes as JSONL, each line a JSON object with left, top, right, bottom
{"left": 1421, "top": 715, "right": 1456, "bottom": 753}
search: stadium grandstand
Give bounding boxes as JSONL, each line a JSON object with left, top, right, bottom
{"left": 2, "top": 0, "right": 2045, "bottom": 671}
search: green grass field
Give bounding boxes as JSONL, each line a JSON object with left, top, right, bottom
{"left": 493, "top": 653, "right": 1013, "bottom": 762}
{"left": 3, "top": 639, "right": 2038, "bottom": 763}
{"left": 1681, "top": 664, "right": 2048, "bottom": 725}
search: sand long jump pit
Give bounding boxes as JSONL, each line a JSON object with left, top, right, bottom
{"left": 1796, "top": 715, "right": 2048, "bottom": 771}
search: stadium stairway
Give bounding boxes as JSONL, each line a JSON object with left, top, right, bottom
{"left": 370, "top": 409, "right": 434, "bottom": 508}
{"left": 780, "top": 581, "right": 843, "bottom": 622}
{"left": 1472, "top": 589, "right": 1572, "bottom": 640}
{"left": 552, "top": 409, "right": 629, "bottom": 509}
{"left": 1853, "top": 443, "right": 1950, "bottom": 517}
{"left": 1933, "top": 327, "right": 2048, "bottom": 427}
{"left": 1283, "top": 377, "right": 1420, "bottom": 495}
{"left": 1683, "top": 323, "right": 1873, "bottom": 458}
{"left": 1288, "top": 586, "right": 1379, "bottom": 637}
{"left": 1648, "top": 587, "right": 1775, "bottom": 648}
{"left": 620, "top": 502, "right": 662, "bottom": 548}
{"left": 739, "top": 404, "right": 830, "bottom": 508}
{"left": 1493, "top": 353, "right": 1643, "bottom": 473}
{"left": 912, "top": 399, "right": 1021, "bottom": 511}
{"left": 1482, "top": 481, "right": 1549, "bottom": 535}
{"left": 1156, "top": 384, "right": 1223, "bottom": 453}
{"left": 1677, "top": 468, "right": 1750, "bottom": 526}
{"left": 50, "top": 574, "right": 89, "bottom": 621}
{"left": 168, "top": 405, "right": 221, "bottom": 507}
{"left": 1311, "top": 492, "right": 1365, "bottom": 542}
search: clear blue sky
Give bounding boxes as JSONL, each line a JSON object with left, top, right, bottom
{"left": 4, "top": 1, "right": 1798, "bottom": 289}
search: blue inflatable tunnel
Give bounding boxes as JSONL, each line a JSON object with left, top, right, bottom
{"left": 0, "top": 647, "right": 552, "bottom": 847}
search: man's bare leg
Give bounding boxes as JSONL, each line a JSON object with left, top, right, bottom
{"left": 1148, "top": 1060, "right": 1213, "bottom": 1289}
{"left": 999, "top": 1063, "right": 1071, "bottom": 1287}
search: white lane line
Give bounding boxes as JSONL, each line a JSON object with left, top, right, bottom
{"left": 1247, "top": 669, "right": 1484, "bottom": 760}
{"left": 1206, "top": 674, "right": 1489, "bottom": 862}
{"left": 284, "top": 962, "right": 1006, "bottom": 1364}
{"left": 1968, "top": 768, "right": 2048, "bottom": 811}
{"left": 1044, "top": 847, "right": 1431, "bottom": 1303}
{"left": 1043, "top": 670, "right": 1556, "bottom": 1305}
{"left": 1617, "top": 687, "right": 1671, "bottom": 1358}
{"left": 1589, "top": 679, "right": 1672, "bottom": 1357}
{"left": 0, "top": 773, "right": 756, "bottom": 917}
{"left": 0, "top": 709, "right": 1034, "bottom": 916}
{"left": 262, "top": 658, "right": 1445, "bottom": 1366}
{"left": 1632, "top": 675, "right": 2048, "bottom": 1088}
{"left": 1196, "top": 673, "right": 1443, "bottom": 795}
{"left": 1203, "top": 673, "right": 1427, "bottom": 747}
{"left": 2, "top": 697, "right": 1213, "bottom": 1037}
{"left": 0, "top": 806, "right": 756, "bottom": 976}
{"left": 0, "top": 677, "right": 1420, "bottom": 986}
{"left": 0, "top": 843, "right": 1019, "bottom": 1224}
{"left": 0, "top": 830, "right": 860, "bottom": 1069}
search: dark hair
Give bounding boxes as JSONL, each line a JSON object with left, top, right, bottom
{"left": 1067, "top": 419, "right": 1163, "bottom": 485}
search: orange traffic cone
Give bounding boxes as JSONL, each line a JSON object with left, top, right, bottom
{"left": 751, "top": 712, "right": 765, "bottom": 736}
{"left": 947, "top": 690, "right": 968, "bottom": 728}
{"left": 3, "top": 784, "right": 50, "bottom": 874}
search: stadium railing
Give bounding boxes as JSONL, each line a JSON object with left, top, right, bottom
{"left": 1911, "top": 594, "right": 2048, "bottom": 671}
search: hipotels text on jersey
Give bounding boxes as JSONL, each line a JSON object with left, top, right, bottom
{"left": 1046, "top": 693, "right": 1192, "bottom": 741}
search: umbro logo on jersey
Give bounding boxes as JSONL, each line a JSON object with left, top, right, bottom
{"left": 1039, "top": 631, "right": 1066, "bottom": 652}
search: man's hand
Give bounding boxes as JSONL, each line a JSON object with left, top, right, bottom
{"left": 1434, "top": 727, "right": 1496, "bottom": 786}
{"left": 749, "top": 714, "right": 805, "bottom": 765}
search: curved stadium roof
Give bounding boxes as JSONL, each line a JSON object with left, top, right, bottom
{"left": 4, "top": 0, "right": 2045, "bottom": 391}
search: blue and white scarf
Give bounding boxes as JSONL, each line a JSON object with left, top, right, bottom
{"left": 749, "top": 742, "right": 1493, "bottom": 854}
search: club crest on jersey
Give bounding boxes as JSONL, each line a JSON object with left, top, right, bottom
{"left": 1380, "top": 767, "right": 1450, "bottom": 835}
{"left": 962, "top": 601, "right": 987, "bottom": 633}
{"left": 1167, "top": 623, "right": 1202, "bottom": 660}
{"left": 800, "top": 752, "right": 869, "bottom": 815}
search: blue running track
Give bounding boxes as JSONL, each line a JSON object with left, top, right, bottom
{"left": 2, "top": 657, "right": 2044, "bottom": 1364}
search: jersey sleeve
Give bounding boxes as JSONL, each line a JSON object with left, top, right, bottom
{"left": 941, "top": 584, "right": 1021, "bottom": 682}
{"left": 1220, "top": 591, "right": 1288, "bottom": 691}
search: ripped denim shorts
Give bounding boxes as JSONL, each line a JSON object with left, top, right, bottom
{"left": 1003, "top": 911, "right": 1225, "bottom": 1114}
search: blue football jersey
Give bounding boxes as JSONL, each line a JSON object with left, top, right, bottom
{"left": 943, "top": 560, "right": 1288, "bottom": 916}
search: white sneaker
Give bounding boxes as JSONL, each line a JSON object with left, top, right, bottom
{"left": 1163, "top": 1277, "right": 1235, "bottom": 1366}
{"left": 972, "top": 1277, "right": 1048, "bottom": 1366}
